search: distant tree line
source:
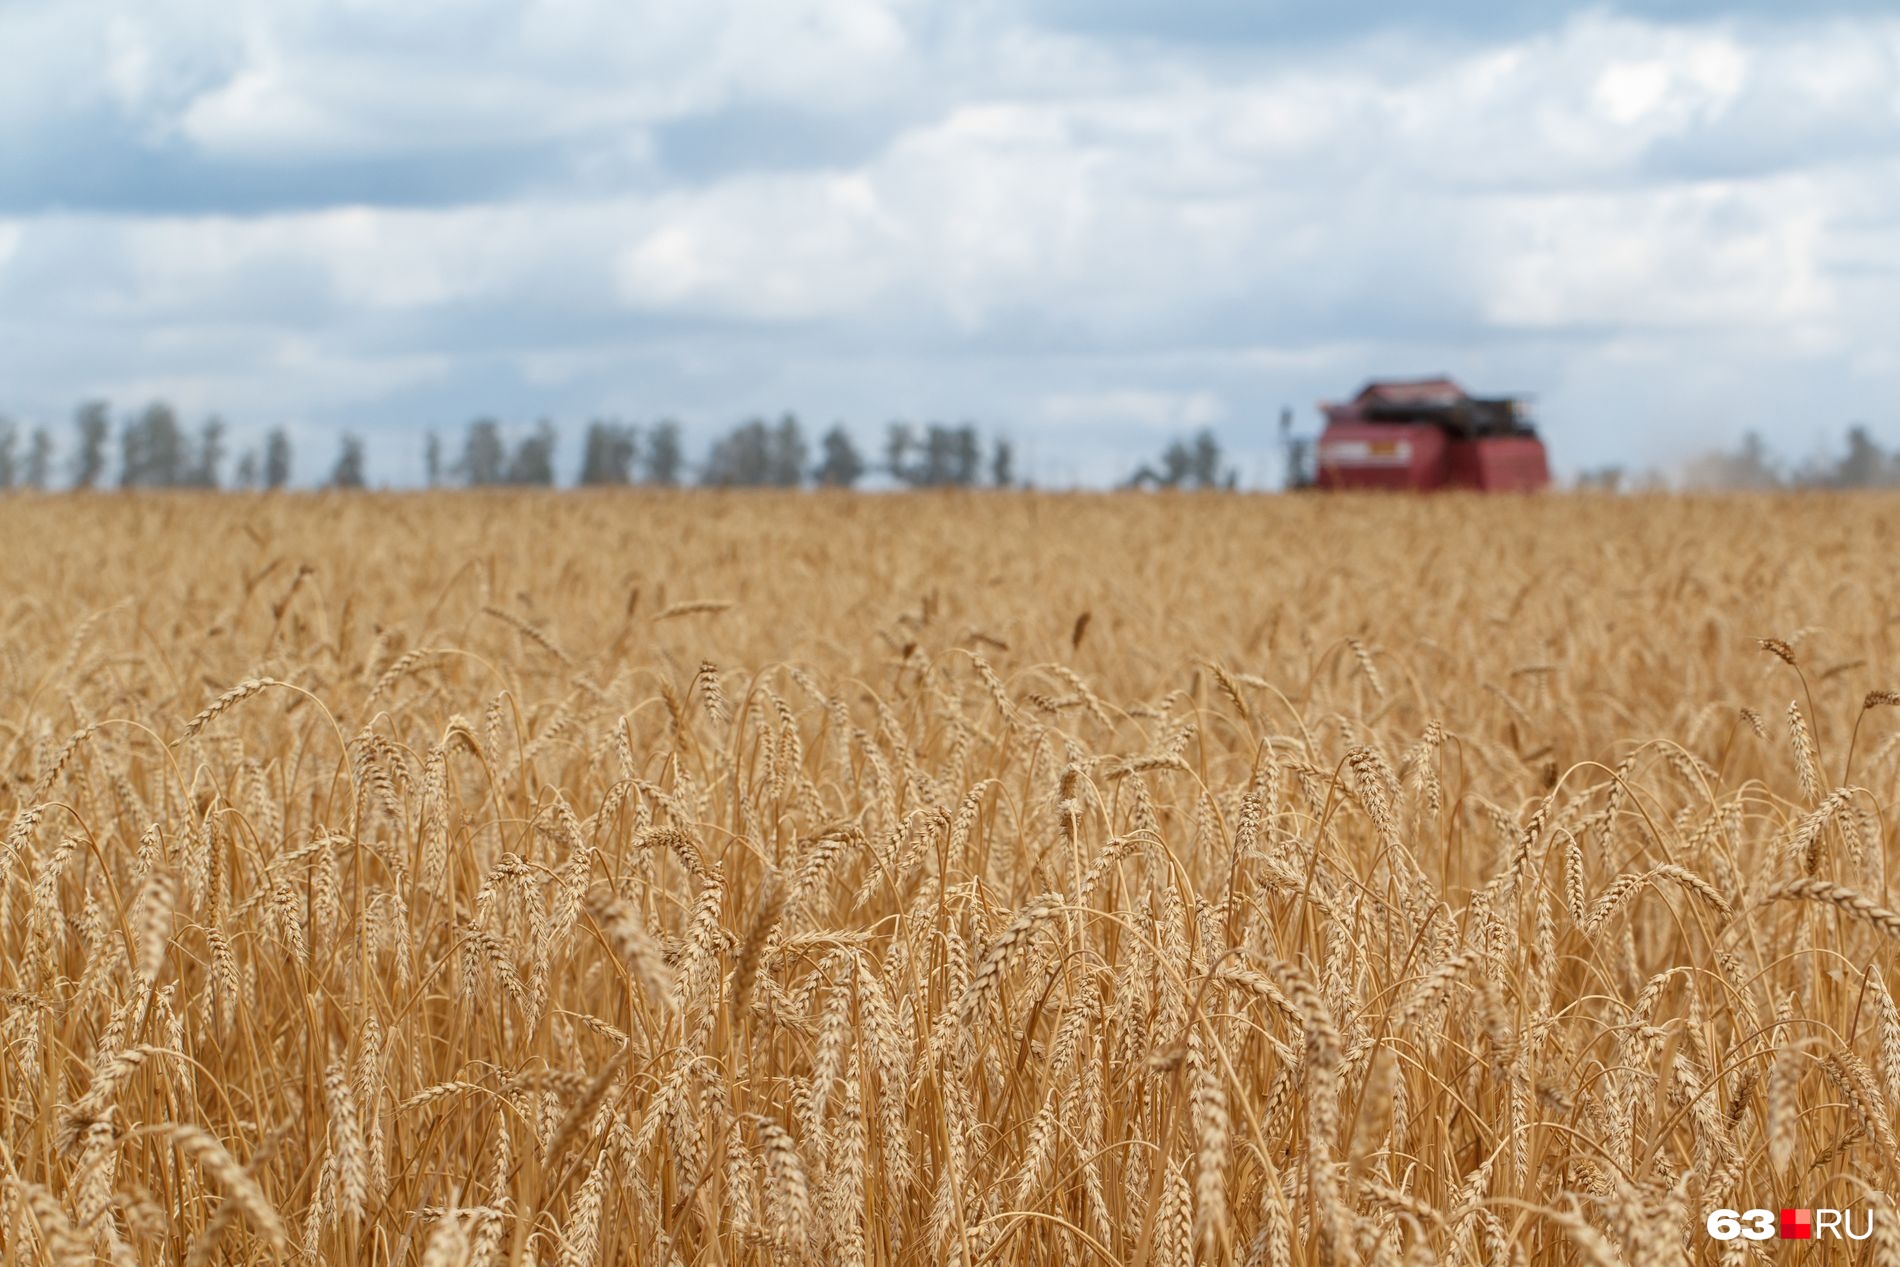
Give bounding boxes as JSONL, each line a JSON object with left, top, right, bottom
{"left": 21, "top": 403, "right": 1897, "bottom": 495}
{"left": 0, "top": 403, "right": 1021, "bottom": 492}
{"left": 0, "top": 401, "right": 304, "bottom": 493}
{"left": 1122, "top": 429, "right": 1237, "bottom": 490}
{"left": 1680, "top": 424, "right": 1900, "bottom": 491}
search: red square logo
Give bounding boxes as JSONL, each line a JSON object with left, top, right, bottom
{"left": 1781, "top": 1209, "right": 1812, "bottom": 1239}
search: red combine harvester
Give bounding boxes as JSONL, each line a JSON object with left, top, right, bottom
{"left": 1310, "top": 377, "right": 1550, "bottom": 491}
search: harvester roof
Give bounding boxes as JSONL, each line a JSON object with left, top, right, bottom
{"left": 1320, "top": 376, "right": 1536, "bottom": 439}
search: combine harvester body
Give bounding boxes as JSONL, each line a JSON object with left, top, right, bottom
{"left": 1313, "top": 378, "right": 1549, "bottom": 492}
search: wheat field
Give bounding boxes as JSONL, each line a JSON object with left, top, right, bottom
{"left": 3, "top": 490, "right": 1898, "bottom": 1265}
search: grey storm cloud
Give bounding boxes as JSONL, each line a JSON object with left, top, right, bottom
{"left": 2, "top": 0, "right": 1899, "bottom": 486}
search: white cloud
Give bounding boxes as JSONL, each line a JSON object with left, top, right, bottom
{"left": 613, "top": 173, "right": 903, "bottom": 320}
{"left": 1040, "top": 389, "right": 1226, "bottom": 430}
{"left": 1476, "top": 178, "right": 1834, "bottom": 330}
{"left": 85, "top": 340, "right": 453, "bottom": 425}
{"left": 179, "top": 63, "right": 361, "bottom": 157}
{"left": 35, "top": 0, "right": 928, "bottom": 164}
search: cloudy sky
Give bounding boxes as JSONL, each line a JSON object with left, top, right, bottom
{"left": 4, "top": 0, "right": 1899, "bottom": 485}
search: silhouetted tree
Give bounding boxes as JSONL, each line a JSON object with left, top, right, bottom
{"left": 885, "top": 422, "right": 915, "bottom": 483}
{"left": 990, "top": 436, "right": 1014, "bottom": 488}
{"left": 645, "top": 421, "right": 684, "bottom": 486}
{"left": 950, "top": 425, "right": 981, "bottom": 486}
{"left": 703, "top": 418, "right": 772, "bottom": 487}
{"left": 768, "top": 414, "right": 806, "bottom": 487}
{"left": 0, "top": 421, "right": 16, "bottom": 490}
{"left": 1147, "top": 441, "right": 1188, "bottom": 487}
{"left": 1827, "top": 424, "right": 1892, "bottom": 487}
{"left": 121, "top": 401, "right": 186, "bottom": 488}
{"left": 506, "top": 420, "right": 558, "bottom": 486}
{"left": 1191, "top": 430, "right": 1235, "bottom": 489}
{"left": 234, "top": 449, "right": 260, "bottom": 490}
{"left": 702, "top": 413, "right": 810, "bottom": 487}
{"left": 813, "top": 425, "right": 866, "bottom": 488}
{"left": 888, "top": 422, "right": 985, "bottom": 487}
{"left": 187, "top": 415, "right": 225, "bottom": 489}
{"left": 263, "top": 428, "right": 293, "bottom": 490}
{"left": 425, "top": 432, "right": 442, "bottom": 488}
{"left": 72, "top": 401, "right": 110, "bottom": 489}
{"left": 579, "top": 420, "right": 639, "bottom": 485}
{"left": 330, "top": 434, "right": 367, "bottom": 489}
{"left": 456, "top": 419, "right": 507, "bottom": 486}
{"left": 24, "top": 428, "right": 51, "bottom": 489}
{"left": 920, "top": 426, "right": 949, "bottom": 485}
{"left": 1127, "top": 429, "right": 1234, "bottom": 490}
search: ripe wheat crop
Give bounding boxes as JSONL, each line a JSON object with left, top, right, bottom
{"left": 2, "top": 490, "right": 1899, "bottom": 1265}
